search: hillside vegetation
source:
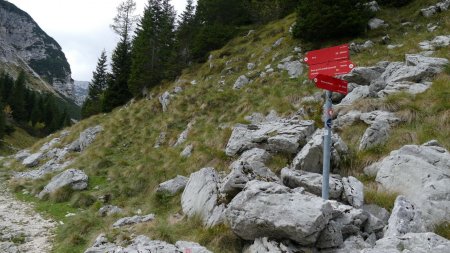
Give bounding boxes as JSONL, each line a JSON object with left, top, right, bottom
{"left": 1, "top": 0, "right": 449, "bottom": 252}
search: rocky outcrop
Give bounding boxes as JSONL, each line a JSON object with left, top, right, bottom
{"left": 68, "top": 125, "right": 103, "bottom": 152}
{"left": 225, "top": 118, "right": 315, "bottom": 156}
{"left": 384, "top": 196, "right": 425, "bottom": 237}
{"left": 421, "top": 0, "right": 450, "bottom": 17}
{"left": 363, "top": 232, "right": 450, "bottom": 253}
{"left": 85, "top": 234, "right": 212, "bottom": 253}
{"left": 0, "top": 1, "right": 74, "bottom": 99}
{"left": 372, "top": 141, "right": 450, "bottom": 228}
{"left": 281, "top": 168, "right": 343, "bottom": 199}
{"left": 341, "top": 177, "right": 364, "bottom": 208}
{"left": 277, "top": 56, "right": 303, "bottom": 78}
{"left": 419, "top": 35, "right": 450, "bottom": 50}
{"left": 180, "top": 144, "right": 194, "bottom": 157}
{"left": 181, "top": 168, "right": 226, "bottom": 227}
{"left": 38, "top": 169, "right": 88, "bottom": 199}
{"left": 112, "top": 214, "right": 155, "bottom": 228}
{"left": 174, "top": 120, "right": 195, "bottom": 147}
{"left": 22, "top": 152, "right": 43, "bottom": 167}
{"left": 156, "top": 175, "right": 188, "bottom": 196}
{"left": 291, "top": 129, "right": 348, "bottom": 173}
{"left": 233, "top": 75, "right": 250, "bottom": 89}
{"left": 244, "top": 237, "right": 304, "bottom": 253}
{"left": 226, "top": 181, "right": 333, "bottom": 245}
{"left": 159, "top": 91, "right": 171, "bottom": 112}
{"left": 359, "top": 120, "right": 390, "bottom": 150}
{"left": 221, "top": 148, "right": 278, "bottom": 197}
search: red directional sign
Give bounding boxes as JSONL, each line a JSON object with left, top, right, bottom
{"left": 304, "top": 44, "right": 350, "bottom": 66}
{"left": 308, "top": 60, "right": 354, "bottom": 79}
{"left": 313, "top": 74, "right": 348, "bottom": 95}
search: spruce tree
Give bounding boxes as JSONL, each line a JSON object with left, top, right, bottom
{"left": 82, "top": 50, "right": 108, "bottom": 118}
{"left": 102, "top": 0, "right": 136, "bottom": 112}
{"left": 0, "top": 103, "right": 5, "bottom": 140}
{"left": 128, "top": 0, "right": 176, "bottom": 97}
{"left": 8, "top": 71, "right": 27, "bottom": 122}
{"left": 176, "top": 0, "right": 196, "bottom": 69}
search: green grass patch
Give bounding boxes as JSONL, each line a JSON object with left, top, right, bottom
{"left": 364, "top": 187, "right": 398, "bottom": 212}
{"left": 434, "top": 222, "right": 450, "bottom": 240}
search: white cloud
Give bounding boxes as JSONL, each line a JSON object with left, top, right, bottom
{"left": 8, "top": 0, "right": 188, "bottom": 81}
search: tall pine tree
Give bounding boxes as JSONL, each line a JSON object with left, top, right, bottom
{"left": 0, "top": 102, "right": 5, "bottom": 140}
{"left": 102, "top": 0, "right": 136, "bottom": 112}
{"left": 8, "top": 71, "right": 27, "bottom": 122}
{"left": 82, "top": 50, "right": 108, "bottom": 118}
{"left": 128, "top": 0, "right": 176, "bottom": 97}
{"left": 176, "top": 0, "right": 196, "bottom": 69}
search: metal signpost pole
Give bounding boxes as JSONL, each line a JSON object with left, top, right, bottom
{"left": 322, "top": 90, "right": 332, "bottom": 200}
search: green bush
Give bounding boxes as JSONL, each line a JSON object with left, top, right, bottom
{"left": 378, "top": 0, "right": 413, "bottom": 7}
{"left": 293, "top": 0, "right": 372, "bottom": 42}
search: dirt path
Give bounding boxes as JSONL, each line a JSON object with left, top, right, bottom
{"left": 0, "top": 179, "right": 56, "bottom": 253}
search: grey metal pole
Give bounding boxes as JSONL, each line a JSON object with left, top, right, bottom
{"left": 322, "top": 91, "right": 332, "bottom": 200}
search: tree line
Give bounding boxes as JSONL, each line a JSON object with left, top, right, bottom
{"left": 82, "top": 0, "right": 297, "bottom": 118}
{"left": 0, "top": 71, "right": 71, "bottom": 141}
{"left": 82, "top": 0, "right": 414, "bottom": 119}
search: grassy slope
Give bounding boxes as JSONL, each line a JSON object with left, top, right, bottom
{"left": 4, "top": 1, "right": 450, "bottom": 252}
{"left": 0, "top": 126, "right": 37, "bottom": 156}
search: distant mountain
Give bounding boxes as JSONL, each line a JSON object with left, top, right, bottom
{"left": 0, "top": 0, "right": 74, "bottom": 99}
{"left": 73, "top": 81, "right": 89, "bottom": 106}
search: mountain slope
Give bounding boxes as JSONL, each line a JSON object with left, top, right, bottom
{"left": 1, "top": 1, "right": 450, "bottom": 252}
{"left": 0, "top": 0, "right": 74, "bottom": 99}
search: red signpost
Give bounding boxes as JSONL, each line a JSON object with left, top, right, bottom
{"left": 313, "top": 74, "right": 348, "bottom": 95}
{"left": 303, "top": 44, "right": 355, "bottom": 201}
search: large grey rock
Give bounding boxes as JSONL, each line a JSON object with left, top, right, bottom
{"left": 342, "top": 66, "right": 384, "bottom": 86}
{"left": 359, "top": 110, "right": 400, "bottom": 125}
{"left": 374, "top": 142, "right": 450, "bottom": 228}
{"left": 225, "top": 118, "right": 315, "bottom": 156}
{"left": 320, "top": 235, "right": 371, "bottom": 253}
{"left": 76, "top": 125, "right": 103, "bottom": 151}
{"left": 281, "top": 168, "right": 343, "bottom": 200}
{"left": 38, "top": 169, "right": 88, "bottom": 199}
{"left": 181, "top": 168, "right": 226, "bottom": 227}
{"left": 22, "top": 152, "right": 43, "bottom": 167}
{"left": 363, "top": 204, "right": 390, "bottom": 224}
{"left": 421, "top": 6, "right": 439, "bottom": 17}
{"left": 233, "top": 75, "right": 250, "bottom": 89}
{"left": 291, "top": 129, "right": 348, "bottom": 173}
{"left": 98, "top": 205, "right": 123, "bottom": 217}
{"left": 112, "top": 214, "right": 155, "bottom": 228}
{"left": 406, "top": 54, "right": 449, "bottom": 68}
{"left": 342, "top": 176, "right": 364, "bottom": 208}
{"left": 220, "top": 148, "right": 278, "bottom": 197}
{"left": 85, "top": 235, "right": 212, "bottom": 253}
{"left": 14, "top": 150, "right": 30, "bottom": 161}
{"left": 159, "top": 91, "right": 171, "bottom": 112}
{"left": 175, "top": 241, "right": 212, "bottom": 253}
{"left": 365, "top": 1, "right": 380, "bottom": 12}
{"left": 39, "top": 137, "right": 61, "bottom": 152}
{"left": 317, "top": 220, "right": 344, "bottom": 249}
{"left": 359, "top": 120, "right": 390, "bottom": 150}
{"left": 384, "top": 196, "right": 425, "bottom": 237}
{"left": 333, "top": 110, "right": 362, "bottom": 130}
{"left": 437, "top": 0, "right": 450, "bottom": 11}
{"left": 278, "top": 60, "right": 303, "bottom": 78}
{"left": 368, "top": 18, "right": 385, "bottom": 30}
{"left": 14, "top": 159, "right": 71, "bottom": 180}
{"left": 226, "top": 180, "right": 333, "bottom": 245}
{"left": 328, "top": 202, "right": 370, "bottom": 239}
{"left": 245, "top": 237, "right": 302, "bottom": 253}
{"left": 362, "top": 232, "right": 450, "bottom": 253}
{"left": 340, "top": 86, "right": 370, "bottom": 105}
{"left": 378, "top": 81, "right": 431, "bottom": 97}
{"left": 157, "top": 175, "right": 188, "bottom": 196}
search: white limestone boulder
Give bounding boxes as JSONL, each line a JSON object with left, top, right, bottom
{"left": 38, "top": 169, "right": 88, "bottom": 199}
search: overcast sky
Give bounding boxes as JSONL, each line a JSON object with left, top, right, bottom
{"left": 8, "top": 0, "right": 188, "bottom": 81}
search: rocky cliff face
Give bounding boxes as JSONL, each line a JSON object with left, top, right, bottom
{"left": 0, "top": 0, "right": 74, "bottom": 99}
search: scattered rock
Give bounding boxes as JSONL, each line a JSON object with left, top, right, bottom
{"left": 317, "top": 220, "right": 344, "bottom": 249}
{"left": 421, "top": 5, "right": 439, "bottom": 17}
{"left": 281, "top": 168, "right": 343, "bottom": 199}
{"left": 245, "top": 237, "right": 304, "bottom": 253}
{"left": 363, "top": 204, "right": 390, "bottom": 224}
{"left": 365, "top": 1, "right": 380, "bottom": 12}
{"left": 349, "top": 40, "right": 375, "bottom": 53}
{"left": 233, "top": 75, "right": 250, "bottom": 89}
{"left": 384, "top": 196, "right": 425, "bottom": 237}
{"left": 154, "top": 131, "right": 166, "bottom": 148}
{"left": 221, "top": 148, "right": 278, "bottom": 197}
{"left": 359, "top": 120, "right": 390, "bottom": 150}
{"left": 159, "top": 91, "right": 171, "bottom": 112}
{"left": 387, "top": 44, "right": 403, "bottom": 50}
{"left": 368, "top": 18, "right": 386, "bottom": 30}
{"left": 38, "top": 169, "right": 88, "bottom": 199}
{"left": 225, "top": 118, "right": 315, "bottom": 156}
{"left": 98, "top": 205, "right": 123, "bottom": 217}
{"left": 277, "top": 60, "right": 303, "bottom": 78}
{"left": 342, "top": 176, "right": 364, "bottom": 208}
{"left": 14, "top": 159, "right": 71, "bottom": 180}
{"left": 226, "top": 180, "right": 333, "bottom": 245}
{"left": 174, "top": 120, "right": 195, "bottom": 147}
{"left": 359, "top": 110, "right": 400, "bottom": 125}
{"left": 342, "top": 66, "right": 385, "bottom": 86}
{"left": 272, "top": 37, "right": 284, "bottom": 48}
{"left": 291, "top": 129, "right": 348, "bottom": 174}
{"left": 157, "top": 175, "right": 188, "bottom": 196}
{"left": 173, "top": 86, "right": 183, "bottom": 94}
{"left": 77, "top": 125, "right": 103, "bottom": 151}
{"left": 181, "top": 168, "right": 226, "bottom": 227}
{"left": 14, "top": 150, "right": 30, "bottom": 161}
{"left": 112, "top": 214, "right": 155, "bottom": 228}
{"left": 180, "top": 144, "right": 194, "bottom": 158}
{"left": 320, "top": 235, "right": 371, "bottom": 253}
{"left": 364, "top": 232, "right": 450, "bottom": 253}
{"left": 339, "top": 86, "right": 371, "bottom": 105}
{"left": 373, "top": 141, "right": 450, "bottom": 228}
{"left": 22, "top": 152, "right": 43, "bottom": 167}
{"left": 247, "top": 62, "right": 255, "bottom": 70}
{"left": 333, "top": 110, "right": 362, "bottom": 130}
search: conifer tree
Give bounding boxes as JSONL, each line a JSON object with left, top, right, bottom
{"left": 82, "top": 50, "right": 108, "bottom": 118}
{"left": 103, "top": 0, "right": 136, "bottom": 112}
{"left": 8, "top": 71, "right": 27, "bottom": 122}
{"left": 0, "top": 102, "right": 5, "bottom": 140}
{"left": 128, "top": 0, "right": 176, "bottom": 97}
{"left": 176, "top": 0, "right": 196, "bottom": 69}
